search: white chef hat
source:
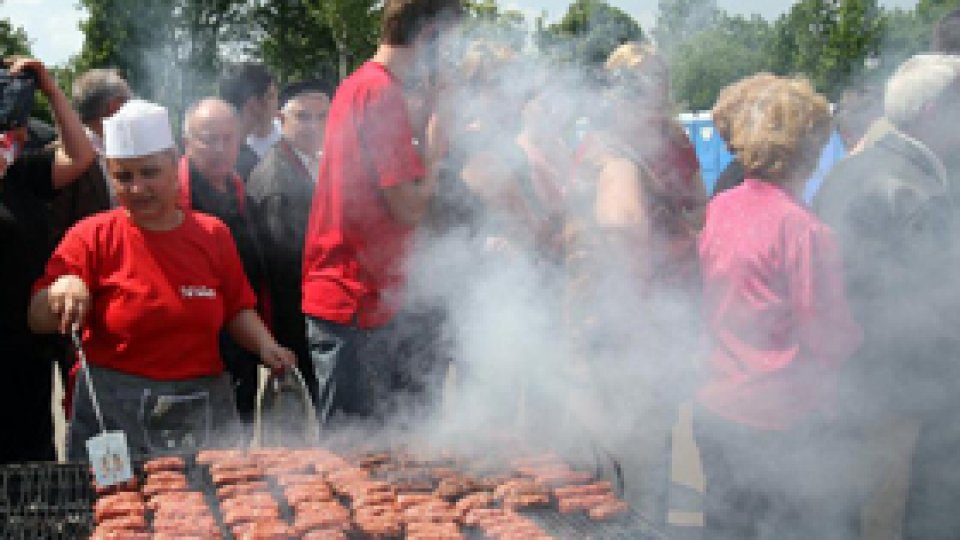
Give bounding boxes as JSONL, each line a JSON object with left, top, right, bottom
{"left": 103, "top": 99, "right": 174, "bottom": 158}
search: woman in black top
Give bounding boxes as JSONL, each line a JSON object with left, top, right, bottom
{"left": 0, "top": 57, "right": 96, "bottom": 463}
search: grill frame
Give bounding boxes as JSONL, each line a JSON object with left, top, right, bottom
{"left": 0, "top": 462, "right": 96, "bottom": 540}
{"left": 0, "top": 457, "right": 671, "bottom": 540}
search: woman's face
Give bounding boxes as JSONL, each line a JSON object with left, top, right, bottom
{"left": 107, "top": 150, "right": 179, "bottom": 225}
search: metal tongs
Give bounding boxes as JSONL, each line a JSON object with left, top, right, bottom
{"left": 70, "top": 326, "right": 106, "bottom": 434}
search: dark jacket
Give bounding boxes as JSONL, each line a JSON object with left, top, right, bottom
{"left": 179, "top": 157, "right": 266, "bottom": 295}
{"left": 246, "top": 139, "right": 315, "bottom": 362}
{"left": 813, "top": 129, "right": 960, "bottom": 416}
{"left": 236, "top": 143, "right": 260, "bottom": 184}
{"left": 48, "top": 161, "right": 111, "bottom": 245}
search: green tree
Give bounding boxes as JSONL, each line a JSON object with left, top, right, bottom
{"left": 539, "top": 0, "right": 643, "bottom": 66}
{"left": 653, "top": 0, "right": 719, "bottom": 55}
{"left": 917, "top": 0, "right": 960, "bottom": 23}
{"left": 771, "top": 0, "right": 883, "bottom": 99}
{"left": 671, "top": 14, "right": 774, "bottom": 111}
{"left": 249, "top": 1, "right": 339, "bottom": 84}
{"left": 75, "top": 0, "right": 248, "bottom": 126}
{"left": 464, "top": 0, "right": 528, "bottom": 49}
{"left": 0, "top": 17, "right": 30, "bottom": 57}
{"left": 312, "top": 0, "right": 381, "bottom": 79}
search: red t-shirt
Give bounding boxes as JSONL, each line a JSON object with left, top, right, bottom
{"left": 35, "top": 209, "right": 256, "bottom": 380}
{"left": 302, "top": 61, "right": 425, "bottom": 328}
{"left": 698, "top": 179, "right": 862, "bottom": 430}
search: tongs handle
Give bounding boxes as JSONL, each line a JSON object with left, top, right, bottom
{"left": 70, "top": 327, "right": 106, "bottom": 434}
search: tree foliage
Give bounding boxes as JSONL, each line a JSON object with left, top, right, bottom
{"left": 312, "top": 0, "right": 381, "bottom": 79}
{"left": 670, "top": 14, "right": 773, "bottom": 111}
{"left": 661, "top": 0, "right": 919, "bottom": 109}
{"left": 75, "top": 0, "right": 249, "bottom": 126}
{"left": 770, "top": 0, "right": 884, "bottom": 99}
{"left": 54, "top": 0, "right": 960, "bottom": 119}
{"left": 0, "top": 17, "right": 31, "bottom": 57}
{"left": 653, "top": 0, "right": 719, "bottom": 54}
{"left": 248, "top": 1, "right": 340, "bottom": 85}
{"left": 539, "top": 0, "right": 643, "bottom": 66}
{"left": 464, "top": 0, "right": 528, "bottom": 49}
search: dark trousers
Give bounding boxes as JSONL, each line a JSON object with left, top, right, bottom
{"left": 904, "top": 403, "right": 960, "bottom": 540}
{"left": 219, "top": 331, "right": 259, "bottom": 428}
{"left": 0, "top": 342, "right": 55, "bottom": 464}
{"left": 304, "top": 311, "right": 446, "bottom": 427}
{"left": 694, "top": 406, "right": 857, "bottom": 540}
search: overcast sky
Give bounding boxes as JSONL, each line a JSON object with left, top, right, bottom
{"left": 0, "top": 0, "right": 921, "bottom": 66}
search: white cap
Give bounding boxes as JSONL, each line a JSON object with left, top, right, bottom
{"left": 103, "top": 99, "right": 174, "bottom": 158}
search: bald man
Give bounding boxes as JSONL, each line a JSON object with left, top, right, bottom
{"left": 181, "top": 97, "right": 266, "bottom": 430}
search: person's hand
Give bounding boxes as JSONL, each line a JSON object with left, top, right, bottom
{"left": 259, "top": 340, "right": 297, "bottom": 373}
{"left": 47, "top": 275, "right": 90, "bottom": 334}
{"left": 6, "top": 56, "right": 55, "bottom": 95}
{"left": 424, "top": 111, "right": 449, "bottom": 166}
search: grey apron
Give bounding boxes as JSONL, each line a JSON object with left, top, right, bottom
{"left": 67, "top": 365, "right": 241, "bottom": 461}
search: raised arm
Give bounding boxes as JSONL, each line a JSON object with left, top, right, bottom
{"left": 7, "top": 57, "right": 95, "bottom": 188}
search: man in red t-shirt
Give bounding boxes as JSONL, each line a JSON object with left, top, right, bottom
{"left": 302, "top": 0, "right": 462, "bottom": 423}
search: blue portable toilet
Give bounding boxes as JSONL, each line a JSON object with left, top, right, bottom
{"left": 679, "top": 112, "right": 733, "bottom": 195}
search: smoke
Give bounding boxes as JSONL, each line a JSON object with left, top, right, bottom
{"left": 106, "top": 5, "right": 960, "bottom": 538}
{"left": 351, "top": 10, "right": 960, "bottom": 539}
{"left": 279, "top": 20, "right": 694, "bottom": 522}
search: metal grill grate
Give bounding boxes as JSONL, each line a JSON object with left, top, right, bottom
{"left": 527, "top": 507, "right": 671, "bottom": 540}
{"left": 0, "top": 462, "right": 95, "bottom": 539}
{"left": 0, "top": 457, "right": 671, "bottom": 539}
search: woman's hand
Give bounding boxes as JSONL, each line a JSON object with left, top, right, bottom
{"left": 47, "top": 275, "right": 91, "bottom": 334}
{"left": 258, "top": 340, "right": 297, "bottom": 373}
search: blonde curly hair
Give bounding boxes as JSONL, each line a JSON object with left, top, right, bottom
{"left": 712, "top": 72, "right": 778, "bottom": 143}
{"left": 715, "top": 74, "right": 831, "bottom": 183}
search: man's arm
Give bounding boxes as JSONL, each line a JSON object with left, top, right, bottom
{"left": 8, "top": 57, "right": 95, "bottom": 188}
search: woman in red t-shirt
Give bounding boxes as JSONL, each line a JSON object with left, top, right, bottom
{"left": 696, "top": 75, "right": 862, "bottom": 539}
{"left": 28, "top": 100, "right": 295, "bottom": 460}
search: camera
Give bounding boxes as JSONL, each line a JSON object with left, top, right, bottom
{"left": 0, "top": 66, "right": 36, "bottom": 131}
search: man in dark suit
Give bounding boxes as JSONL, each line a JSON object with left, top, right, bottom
{"left": 247, "top": 80, "right": 332, "bottom": 411}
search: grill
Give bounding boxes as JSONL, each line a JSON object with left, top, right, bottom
{"left": 0, "top": 462, "right": 95, "bottom": 540}
{"left": 526, "top": 507, "right": 669, "bottom": 540}
{"left": 2, "top": 453, "right": 670, "bottom": 540}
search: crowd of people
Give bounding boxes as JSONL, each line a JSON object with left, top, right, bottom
{"left": 3, "top": 0, "right": 960, "bottom": 538}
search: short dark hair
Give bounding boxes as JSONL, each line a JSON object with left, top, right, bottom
{"left": 933, "top": 8, "right": 960, "bottom": 54}
{"left": 381, "top": 0, "right": 463, "bottom": 46}
{"left": 279, "top": 79, "right": 336, "bottom": 110}
{"left": 219, "top": 62, "right": 275, "bottom": 111}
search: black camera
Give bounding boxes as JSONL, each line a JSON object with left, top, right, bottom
{"left": 0, "top": 67, "right": 36, "bottom": 131}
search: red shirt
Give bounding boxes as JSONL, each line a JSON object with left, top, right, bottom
{"left": 698, "top": 179, "right": 861, "bottom": 430}
{"left": 35, "top": 209, "right": 256, "bottom": 380}
{"left": 302, "top": 61, "right": 425, "bottom": 328}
